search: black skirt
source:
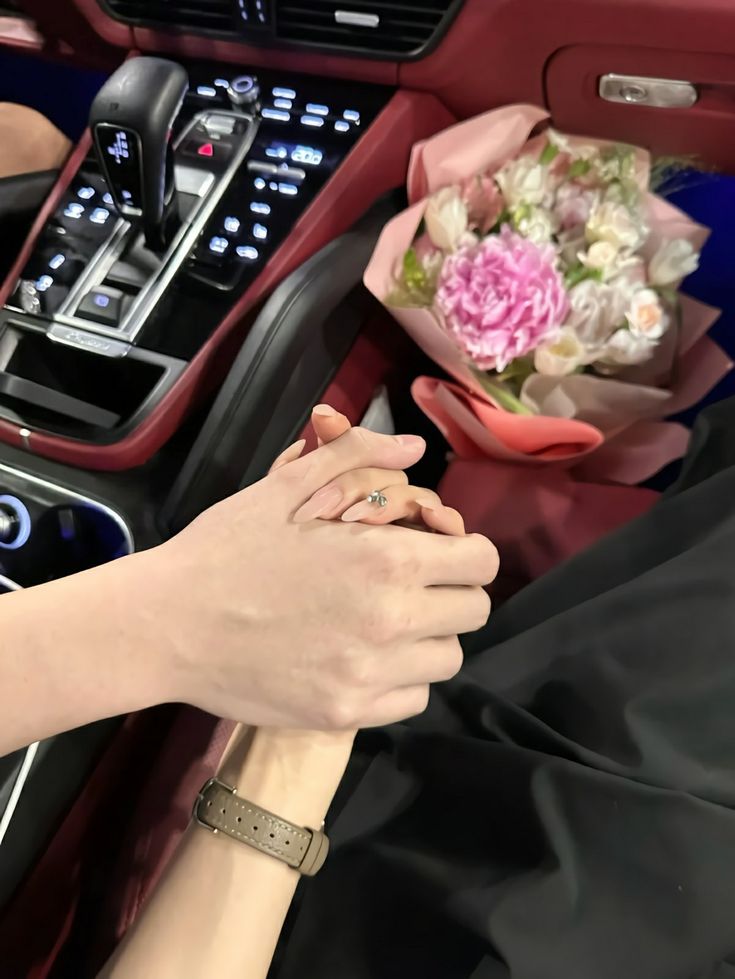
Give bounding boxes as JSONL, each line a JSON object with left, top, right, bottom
{"left": 270, "top": 397, "right": 735, "bottom": 979}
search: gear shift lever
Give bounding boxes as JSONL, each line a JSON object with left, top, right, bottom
{"left": 90, "top": 57, "right": 189, "bottom": 252}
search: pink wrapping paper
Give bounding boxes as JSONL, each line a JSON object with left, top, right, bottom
{"left": 364, "top": 104, "right": 732, "bottom": 484}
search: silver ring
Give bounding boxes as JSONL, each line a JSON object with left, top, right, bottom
{"left": 367, "top": 489, "right": 388, "bottom": 508}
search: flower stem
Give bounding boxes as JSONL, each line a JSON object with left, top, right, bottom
{"left": 472, "top": 371, "right": 535, "bottom": 415}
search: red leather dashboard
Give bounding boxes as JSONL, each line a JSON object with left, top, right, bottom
{"left": 3, "top": 0, "right": 735, "bottom": 470}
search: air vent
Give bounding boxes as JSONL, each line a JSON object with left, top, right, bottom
{"left": 104, "top": 0, "right": 239, "bottom": 34}
{"left": 275, "top": 0, "right": 458, "bottom": 56}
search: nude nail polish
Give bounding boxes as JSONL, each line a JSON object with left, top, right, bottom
{"left": 312, "top": 404, "right": 337, "bottom": 417}
{"left": 341, "top": 500, "right": 378, "bottom": 523}
{"left": 271, "top": 439, "right": 306, "bottom": 472}
{"left": 293, "top": 485, "right": 344, "bottom": 523}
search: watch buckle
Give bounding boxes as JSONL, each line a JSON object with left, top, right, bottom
{"left": 192, "top": 776, "right": 236, "bottom": 833}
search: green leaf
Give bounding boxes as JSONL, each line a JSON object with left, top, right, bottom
{"left": 402, "top": 248, "right": 426, "bottom": 290}
{"left": 568, "top": 159, "right": 592, "bottom": 180}
{"left": 539, "top": 141, "right": 560, "bottom": 166}
{"left": 488, "top": 209, "right": 512, "bottom": 235}
{"left": 564, "top": 263, "right": 603, "bottom": 289}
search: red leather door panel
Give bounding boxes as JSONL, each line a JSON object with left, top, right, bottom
{"left": 547, "top": 45, "right": 735, "bottom": 171}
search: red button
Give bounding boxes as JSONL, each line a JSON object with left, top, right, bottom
{"left": 198, "top": 142, "right": 214, "bottom": 157}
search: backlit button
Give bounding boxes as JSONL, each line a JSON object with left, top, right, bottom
{"left": 278, "top": 183, "right": 298, "bottom": 196}
{"left": 250, "top": 202, "right": 271, "bottom": 215}
{"left": 236, "top": 245, "right": 259, "bottom": 261}
{"left": 224, "top": 216, "right": 241, "bottom": 234}
{"left": 335, "top": 120, "right": 350, "bottom": 133}
{"left": 49, "top": 253, "right": 66, "bottom": 270}
{"left": 78, "top": 186, "right": 95, "bottom": 200}
{"left": 273, "top": 87, "right": 296, "bottom": 100}
{"left": 301, "top": 115, "right": 324, "bottom": 128}
{"left": 197, "top": 85, "right": 217, "bottom": 98}
{"left": 269, "top": 181, "right": 279, "bottom": 191}
{"left": 209, "top": 236, "right": 229, "bottom": 255}
{"left": 306, "top": 103, "right": 329, "bottom": 116}
{"left": 78, "top": 287, "right": 123, "bottom": 327}
{"left": 291, "top": 146, "right": 323, "bottom": 166}
{"left": 265, "top": 146, "right": 288, "bottom": 160}
{"left": 35, "top": 274, "right": 53, "bottom": 292}
{"left": 103, "top": 192, "right": 114, "bottom": 206}
{"left": 89, "top": 207, "right": 111, "bottom": 225}
{"left": 262, "top": 108, "right": 291, "bottom": 122}
{"left": 343, "top": 109, "right": 361, "bottom": 124}
{"left": 64, "top": 202, "right": 85, "bottom": 219}
{"left": 214, "top": 77, "right": 230, "bottom": 88}
{"left": 254, "top": 177, "right": 267, "bottom": 190}
{"left": 253, "top": 223, "right": 268, "bottom": 241}
{"left": 273, "top": 98, "right": 293, "bottom": 110}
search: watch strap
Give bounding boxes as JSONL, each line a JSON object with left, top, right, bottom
{"left": 193, "top": 778, "right": 329, "bottom": 876}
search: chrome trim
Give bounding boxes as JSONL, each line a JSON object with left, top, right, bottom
{"left": 48, "top": 325, "right": 132, "bottom": 359}
{"left": 0, "top": 462, "right": 134, "bottom": 554}
{"left": 335, "top": 10, "right": 380, "bottom": 27}
{"left": 56, "top": 217, "right": 129, "bottom": 319}
{"left": 599, "top": 73, "right": 698, "bottom": 109}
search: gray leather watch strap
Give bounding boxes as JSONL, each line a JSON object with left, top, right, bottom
{"left": 193, "top": 778, "right": 329, "bottom": 876}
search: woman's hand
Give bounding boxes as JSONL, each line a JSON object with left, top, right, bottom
{"left": 271, "top": 405, "right": 466, "bottom": 537}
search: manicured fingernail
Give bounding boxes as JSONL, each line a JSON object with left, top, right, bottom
{"left": 341, "top": 500, "right": 379, "bottom": 523}
{"left": 271, "top": 439, "right": 306, "bottom": 472}
{"left": 293, "top": 485, "right": 344, "bottom": 523}
{"left": 414, "top": 497, "right": 436, "bottom": 511}
{"left": 313, "top": 404, "right": 337, "bottom": 417}
{"left": 395, "top": 435, "right": 425, "bottom": 449}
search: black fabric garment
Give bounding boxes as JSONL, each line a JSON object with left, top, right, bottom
{"left": 270, "top": 398, "right": 735, "bottom": 979}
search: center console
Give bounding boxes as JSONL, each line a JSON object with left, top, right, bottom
{"left": 0, "top": 57, "right": 391, "bottom": 458}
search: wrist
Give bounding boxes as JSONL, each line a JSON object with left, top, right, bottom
{"left": 218, "top": 728, "right": 355, "bottom": 828}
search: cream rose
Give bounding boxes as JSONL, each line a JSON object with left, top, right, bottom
{"left": 516, "top": 206, "right": 557, "bottom": 244}
{"left": 565, "top": 278, "right": 632, "bottom": 349}
{"left": 579, "top": 241, "right": 620, "bottom": 278}
{"left": 534, "top": 328, "right": 585, "bottom": 376}
{"left": 626, "top": 288, "right": 669, "bottom": 340}
{"left": 424, "top": 187, "right": 469, "bottom": 251}
{"left": 496, "top": 156, "right": 554, "bottom": 209}
{"left": 649, "top": 239, "right": 700, "bottom": 287}
{"left": 586, "top": 201, "right": 646, "bottom": 251}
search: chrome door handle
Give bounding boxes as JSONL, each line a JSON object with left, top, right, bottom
{"left": 599, "top": 73, "right": 698, "bottom": 109}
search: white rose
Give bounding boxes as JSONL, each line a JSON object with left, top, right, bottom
{"left": 424, "top": 187, "right": 469, "bottom": 251}
{"left": 565, "top": 278, "right": 633, "bottom": 349}
{"left": 548, "top": 129, "right": 599, "bottom": 162}
{"left": 649, "top": 239, "right": 700, "bottom": 287}
{"left": 602, "top": 328, "right": 658, "bottom": 367}
{"left": 496, "top": 156, "right": 554, "bottom": 209}
{"left": 579, "top": 241, "right": 620, "bottom": 279}
{"left": 586, "top": 201, "right": 646, "bottom": 251}
{"left": 517, "top": 206, "right": 558, "bottom": 244}
{"left": 626, "top": 288, "right": 669, "bottom": 340}
{"left": 534, "top": 328, "right": 585, "bottom": 376}
{"left": 555, "top": 183, "right": 600, "bottom": 231}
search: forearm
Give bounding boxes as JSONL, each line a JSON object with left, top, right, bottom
{"left": 102, "top": 728, "right": 354, "bottom": 979}
{"left": 0, "top": 552, "right": 167, "bottom": 755}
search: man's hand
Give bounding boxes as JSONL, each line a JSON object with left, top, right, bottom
{"left": 142, "top": 425, "right": 498, "bottom": 729}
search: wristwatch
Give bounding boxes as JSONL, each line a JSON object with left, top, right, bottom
{"left": 193, "top": 777, "right": 330, "bottom": 876}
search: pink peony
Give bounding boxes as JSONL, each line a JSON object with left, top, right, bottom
{"left": 435, "top": 226, "right": 570, "bottom": 372}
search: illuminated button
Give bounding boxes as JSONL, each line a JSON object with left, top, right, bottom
{"left": 306, "top": 103, "right": 329, "bottom": 116}
{"left": 35, "top": 274, "right": 53, "bottom": 292}
{"left": 291, "top": 145, "right": 323, "bottom": 166}
{"left": 335, "top": 120, "right": 350, "bottom": 133}
{"left": 89, "top": 207, "right": 110, "bottom": 225}
{"left": 343, "top": 109, "right": 361, "bottom": 124}
{"left": 269, "top": 181, "right": 279, "bottom": 191}
{"left": 254, "top": 177, "right": 267, "bottom": 190}
{"left": 224, "top": 216, "right": 241, "bottom": 234}
{"left": 278, "top": 183, "right": 298, "bottom": 196}
{"left": 198, "top": 142, "right": 215, "bottom": 157}
{"left": 209, "top": 236, "right": 229, "bottom": 255}
{"left": 265, "top": 146, "right": 288, "bottom": 160}
{"left": 78, "top": 186, "right": 95, "bottom": 200}
{"left": 103, "top": 192, "right": 114, "bottom": 206}
{"left": 236, "top": 245, "right": 260, "bottom": 262}
{"left": 262, "top": 108, "right": 291, "bottom": 122}
{"left": 273, "top": 98, "right": 293, "bottom": 110}
{"left": 64, "top": 202, "right": 85, "bottom": 219}
{"left": 231, "top": 74, "right": 256, "bottom": 94}
{"left": 250, "top": 202, "right": 271, "bottom": 215}
{"left": 94, "top": 293, "right": 110, "bottom": 308}
{"left": 197, "top": 85, "right": 217, "bottom": 98}
{"left": 49, "top": 253, "right": 66, "bottom": 270}
{"left": 253, "top": 223, "right": 268, "bottom": 241}
{"left": 273, "top": 87, "right": 296, "bottom": 100}
{"left": 121, "top": 190, "right": 133, "bottom": 201}
{"left": 301, "top": 115, "right": 324, "bottom": 128}
{"left": 214, "top": 77, "right": 230, "bottom": 88}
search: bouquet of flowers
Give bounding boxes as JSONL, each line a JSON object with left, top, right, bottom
{"left": 365, "top": 105, "right": 730, "bottom": 483}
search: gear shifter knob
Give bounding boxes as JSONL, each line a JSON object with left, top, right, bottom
{"left": 91, "top": 57, "right": 189, "bottom": 251}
